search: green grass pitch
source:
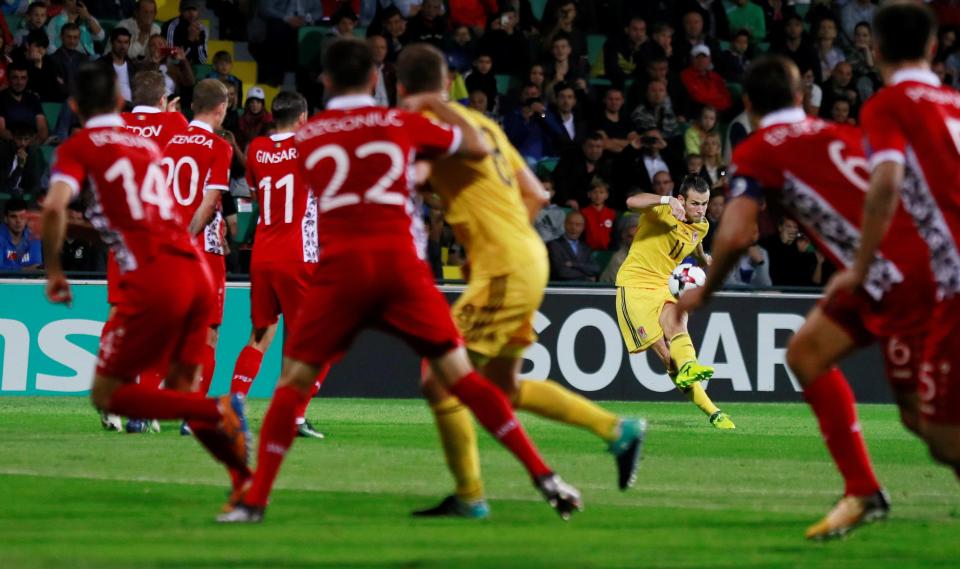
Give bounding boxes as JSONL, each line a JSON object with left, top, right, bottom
{"left": 1, "top": 397, "right": 958, "bottom": 568}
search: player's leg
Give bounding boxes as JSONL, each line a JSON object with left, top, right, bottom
{"left": 649, "top": 337, "right": 729, "bottom": 428}
{"left": 198, "top": 252, "right": 227, "bottom": 397}
{"left": 230, "top": 325, "right": 278, "bottom": 396}
{"left": 916, "top": 299, "right": 960, "bottom": 475}
{"left": 232, "top": 265, "right": 281, "bottom": 396}
{"left": 786, "top": 304, "right": 887, "bottom": 540}
{"left": 660, "top": 300, "right": 714, "bottom": 388}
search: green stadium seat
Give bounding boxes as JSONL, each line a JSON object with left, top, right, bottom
{"left": 795, "top": 4, "right": 809, "bottom": 18}
{"left": 6, "top": 15, "right": 22, "bottom": 34}
{"left": 236, "top": 200, "right": 258, "bottom": 244}
{"left": 39, "top": 145, "right": 55, "bottom": 166}
{"left": 589, "top": 78, "right": 612, "bottom": 88}
{"left": 298, "top": 26, "right": 330, "bottom": 68}
{"left": 353, "top": 27, "right": 366, "bottom": 38}
{"left": 756, "top": 41, "right": 770, "bottom": 54}
{"left": 41, "top": 102, "right": 61, "bottom": 131}
{"left": 531, "top": 0, "right": 548, "bottom": 21}
{"left": 495, "top": 74, "right": 513, "bottom": 96}
{"left": 586, "top": 34, "right": 605, "bottom": 68}
{"left": 536, "top": 157, "right": 560, "bottom": 177}
{"left": 592, "top": 250, "right": 614, "bottom": 271}
{"left": 727, "top": 82, "right": 743, "bottom": 103}
{"left": 192, "top": 64, "right": 213, "bottom": 80}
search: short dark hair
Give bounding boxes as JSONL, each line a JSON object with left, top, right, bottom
{"left": 743, "top": 54, "right": 802, "bottom": 116}
{"left": 212, "top": 50, "right": 231, "bottom": 65}
{"left": 73, "top": 63, "right": 119, "bottom": 118}
{"left": 553, "top": 81, "right": 575, "bottom": 98}
{"left": 271, "top": 91, "right": 308, "bottom": 127}
{"left": 734, "top": 29, "right": 751, "bottom": 41}
{"left": 27, "top": 1, "right": 46, "bottom": 14}
{"left": 323, "top": 38, "right": 375, "bottom": 92}
{"left": 7, "top": 60, "right": 28, "bottom": 75}
{"left": 60, "top": 22, "right": 80, "bottom": 36}
{"left": 551, "top": 32, "right": 572, "bottom": 46}
{"left": 192, "top": 78, "right": 228, "bottom": 114}
{"left": 110, "top": 26, "right": 131, "bottom": 42}
{"left": 5, "top": 197, "right": 27, "bottom": 215}
{"left": 874, "top": 2, "right": 936, "bottom": 64}
{"left": 678, "top": 174, "right": 710, "bottom": 199}
{"left": 585, "top": 130, "right": 605, "bottom": 143}
{"left": 131, "top": 70, "right": 166, "bottom": 107}
{"left": 26, "top": 29, "right": 49, "bottom": 48}
{"left": 397, "top": 43, "right": 446, "bottom": 95}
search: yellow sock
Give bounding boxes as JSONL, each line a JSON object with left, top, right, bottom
{"left": 669, "top": 332, "right": 697, "bottom": 369}
{"left": 680, "top": 383, "right": 720, "bottom": 417}
{"left": 516, "top": 380, "right": 620, "bottom": 442}
{"left": 430, "top": 397, "right": 484, "bottom": 501}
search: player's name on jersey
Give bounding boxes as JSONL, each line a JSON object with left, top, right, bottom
{"left": 762, "top": 119, "right": 829, "bottom": 146}
{"left": 905, "top": 84, "right": 960, "bottom": 106}
{"left": 169, "top": 133, "right": 215, "bottom": 148}
{"left": 297, "top": 110, "right": 404, "bottom": 139}
{"left": 126, "top": 124, "right": 164, "bottom": 138}
{"left": 90, "top": 130, "right": 156, "bottom": 150}
{"left": 256, "top": 148, "right": 298, "bottom": 164}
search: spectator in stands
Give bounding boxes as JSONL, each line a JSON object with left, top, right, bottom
{"left": 405, "top": 0, "right": 446, "bottom": 47}
{"left": 466, "top": 88, "right": 497, "bottom": 122}
{"left": 681, "top": 45, "right": 732, "bottom": 113}
{"left": 443, "top": 24, "right": 475, "bottom": 74}
{"left": 701, "top": 191, "right": 724, "bottom": 252}
{"left": 801, "top": 65, "right": 822, "bottom": 116}
{"left": 816, "top": 16, "right": 845, "bottom": 81}
{"left": 0, "top": 62, "right": 48, "bottom": 140}
{"left": 840, "top": 0, "right": 875, "bottom": 46}
{"left": 601, "top": 15, "right": 648, "bottom": 88}
{"left": 684, "top": 105, "right": 716, "bottom": 157}
{"left": 237, "top": 86, "right": 273, "bottom": 150}
{"left": 725, "top": 226, "right": 771, "bottom": 289}
{"left": 718, "top": 29, "right": 752, "bottom": 84}
{"left": 540, "top": 0, "right": 586, "bottom": 61}
{"left": 22, "top": 29, "right": 63, "bottom": 102}
{"left": 543, "top": 33, "right": 588, "bottom": 103}
{"left": 143, "top": 34, "right": 194, "bottom": 97}
{"left": 760, "top": 217, "right": 820, "bottom": 287}
{"left": 727, "top": 0, "right": 765, "bottom": 43}
{"left": 698, "top": 132, "right": 725, "bottom": 191}
{"left": 368, "top": 34, "right": 397, "bottom": 107}
{"left": 848, "top": 21, "right": 880, "bottom": 102}
{"left": 503, "top": 82, "right": 553, "bottom": 163}
{"left": 99, "top": 27, "right": 133, "bottom": 102}
{"left": 46, "top": 0, "right": 104, "bottom": 56}
{"left": 14, "top": 1, "right": 48, "bottom": 48}
{"left": 592, "top": 86, "right": 636, "bottom": 154}
{"left": 498, "top": 0, "right": 538, "bottom": 34}
{"left": 205, "top": 50, "right": 242, "bottom": 102}
{"left": 599, "top": 214, "right": 639, "bottom": 283}
{"left": 448, "top": 0, "right": 499, "bottom": 36}
{"left": 678, "top": 0, "right": 730, "bottom": 43}
{"left": 545, "top": 81, "right": 587, "bottom": 151}
{"left": 0, "top": 125, "right": 47, "bottom": 196}
{"left": 820, "top": 61, "right": 859, "bottom": 120}
{"left": 534, "top": 178, "right": 566, "bottom": 243}
{"left": 762, "top": 0, "right": 796, "bottom": 47}
{"left": 630, "top": 77, "right": 680, "bottom": 140}
{"left": 219, "top": 79, "right": 241, "bottom": 137}
{"left": 0, "top": 197, "right": 41, "bottom": 271}
{"left": 477, "top": 6, "right": 527, "bottom": 76}
{"left": 651, "top": 170, "right": 674, "bottom": 197}
{"left": 379, "top": 6, "right": 407, "bottom": 63}
{"left": 60, "top": 201, "right": 103, "bottom": 272}
{"left": 829, "top": 98, "right": 853, "bottom": 125}
{"left": 548, "top": 210, "right": 600, "bottom": 281}
{"left": 541, "top": 0, "right": 597, "bottom": 35}
{"left": 326, "top": 4, "right": 359, "bottom": 46}
{"left": 686, "top": 153, "right": 703, "bottom": 175}
{"left": 551, "top": 131, "right": 610, "bottom": 209}
{"left": 581, "top": 178, "right": 616, "bottom": 251}
{"left": 672, "top": 9, "right": 720, "bottom": 70}
{"left": 162, "top": 0, "right": 209, "bottom": 64}
{"left": 115, "top": 0, "right": 159, "bottom": 60}
{"left": 612, "top": 127, "right": 682, "bottom": 197}
{"left": 464, "top": 51, "right": 497, "bottom": 111}
{"left": 51, "top": 22, "right": 88, "bottom": 92}
{"left": 771, "top": 13, "right": 819, "bottom": 83}
{"left": 0, "top": 34, "right": 10, "bottom": 89}
{"left": 641, "top": 21, "right": 672, "bottom": 63}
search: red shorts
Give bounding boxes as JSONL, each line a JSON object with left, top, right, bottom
{"left": 285, "top": 245, "right": 463, "bottom": 368}
{"left": 250, "top": 262, "right": 311, "bottom": 330}
{"left": 97, "top": 251, "right": 214, "bottom": 379}
{"left": 919, "top": 297, "right": 960, "bottom": 424}
{"left": 106, "top": 253, "right": 123, "bottom": 306}
{"left": 203, "top": 251, "right": 226, "bottom": 326}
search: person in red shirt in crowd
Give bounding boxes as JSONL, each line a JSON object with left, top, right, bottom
{"left": 681, "top": 45, "right": 732, "bottom": 113}
{"left": 581, "top": 178, "right": 616, "bottom": 250}
{"left": 449, "top": 0, "right": 499, "bottom": 35}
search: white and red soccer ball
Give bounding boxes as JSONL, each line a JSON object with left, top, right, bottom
{"left": 668, "top": 263, "right": 706, "bottom": 298}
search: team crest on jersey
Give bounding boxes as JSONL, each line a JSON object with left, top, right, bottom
{"left": 637, "top": 326, "right": 647, "bottom": 341}
{"left": 692, "top": 231, "right": 698, "bottom": 242}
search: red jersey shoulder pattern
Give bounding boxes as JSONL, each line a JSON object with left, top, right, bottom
{"left": 860, "top": 68, "right": 960, "bottom": 299}
{"left": 294, "top": 94, "right": 460, "bottom": 252}
{"left": 246, "top": 133, "right": 318, "bottom": 264}
{"left": 162, "top": 119, "right": 234, "bottom": 255}
{"left": 50, "top": 113, "right": 194, "bottom": 273}
{"left": 120, "top": 106, "right": 190, "bottom": 149}
{"left": 729, "top": 108, "right": 927, "bottom": 301}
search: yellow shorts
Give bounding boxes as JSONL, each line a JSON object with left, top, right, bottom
{"left": 452, "top": 261, "right": 548, "bottom": 361}
{"left": 616, "top": 285, "right": 676, "bottom": 353}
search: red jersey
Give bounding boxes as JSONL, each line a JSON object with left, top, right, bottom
{"left": 120, "top": 106, "right": 189, "bottom": 149}
{"left": 728, "top": 108, "right": 931, "bottom": 321}
{"left": 162, "top": 119, "right": 233, "bottom": 256}
{"left": 246, "top": 132, "right": 318, "bottom": 265}
{"left": 860, "top": 68, "right": 960, "bottom": 300}
{"left": 581, "top": 205, "right": 617, "bottom": 251}
{"left": 50, "top": 113, "right": 195, "bottom": 273}
{"left": 294, "top": 94, "right": 460, "bottom": 253}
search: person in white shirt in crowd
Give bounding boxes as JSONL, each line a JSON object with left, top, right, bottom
{"left": 116, "top": 0, "right": 161, "bottom": 60}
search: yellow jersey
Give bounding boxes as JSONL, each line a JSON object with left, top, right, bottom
{"left": 428, "top": 104, "right": 547, "bottom": 279}
{"left": 616, "top": 204, "right": 708, "bottom": 289}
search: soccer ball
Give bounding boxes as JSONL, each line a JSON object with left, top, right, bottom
{"left": 668, "top": 263, "right": 706, "bottom": 298}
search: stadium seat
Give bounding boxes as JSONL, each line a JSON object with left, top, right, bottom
{"left": 591, "top": 250, "right": 613, "bottom": 270}
{"left": 233, "top": 61, "right": 258, "bottom": 91}
{"left": 442, "top": 265, "right": 463, "bottom": 280}
{"left": 495, "top": 74, "right": 513, "bottom": 96}
{"left": 39, "top": 145, "right": 55, "bottom": 165}
{"left": 531, "top": 0, "right": 548, "bottom": 21}
{"left": 795, "top": 4, "right": 809, "bottom": 18}
{"left": 589, "top": 78, "right": 612, "bottom": 88}
{"left": 156, "top": 0, "right": 180, "bottom": 21}
{"left": 536, "top": 157, "right": 560, "bottom": 177}
{"left": 41, "top": 102, "right": 61, "bottom": 132}
{"left": 586, "top": 34, "right": 605, "bottom": 71}
{"left": 727, "top": 82, "right": 742, "bottom": 103}
{"left": 207, "top": 39, "right": 234, "bottom": 59}
{"left": 353, "top": 27, "right": 366, "bottom": 38}
{"left": 235, "top": 199, "right": 257, "bottom": 244}
{"left": 192, "top": 64, "right": 213, "bottom": 81}
{"left": 6, "top": 15, "right": 21, "bottom": 33}
{"left": 299, "top": 26, "right": 330, "bottom": 68}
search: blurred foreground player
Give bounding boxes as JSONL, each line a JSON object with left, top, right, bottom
{"left": 41, "top": 63, "right": 251, "bottom": 491}
{"left": 228, "top": 91, "right": 326, "bottom": 439}
{"left": 826, "top": 3, "right": 960, "bottom": 481}
{"left": 397, "top": 44, "right": 646, "bottom": 519}
{"left": 677, "top": 55, "right": 934, "bottom": 540}
{"left": 218, "top": 38, "right": 581, "bottom": 523}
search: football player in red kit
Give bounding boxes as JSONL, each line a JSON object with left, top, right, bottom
{"left": 677, "top": 55, "right": 935, "bottom": 540}
{"left": 218, "top": 38, "right": 581, "bottom": 523}
{"left": 228, "top": 91, "right": 326, "bottom": 439}
{"left": 41, "top": 63, "right": 251, "bottom": 492}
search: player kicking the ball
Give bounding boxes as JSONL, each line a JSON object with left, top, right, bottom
{"left": 394, "top": 44, "right": 646, "bottom": 519}
{"left": 217, "top": 38, "right": 581, "bottom": 523}
{"left": 41, "top": 64, "right": 251, "bottom": 492}
{"left": 616, "top": 175, "right": 734, "bottom": 429}
{"left": 677, "top": 54, "right": 935, "bottom": 540}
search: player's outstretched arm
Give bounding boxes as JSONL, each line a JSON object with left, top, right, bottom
{"left": 188, "top": 190, "right": 221, "bottom": 236}
{"left": 404, "top": 94, "right": 491, "bottom": 160}
{"left": 40, "top": 181, "right": 74, "bottom": 305}
{"left": 516, "top": 162, "right": 549, "bottom": 222}
{"left": 626, "top": 193, "right": 684, "bottom": 219}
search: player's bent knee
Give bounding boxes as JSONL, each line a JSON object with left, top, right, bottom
{"left": 90, "top": 375, "right": 120, "bottom": 410}
{"left": 785, "top": 335, "right": 825, "bottom": 386}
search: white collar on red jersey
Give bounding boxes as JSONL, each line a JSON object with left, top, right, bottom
{"left": 85, "top": 113, "right": 125, "bottom": 129}
{"left": 890, "top": 67, "right": 941, "bottom": 87}
{"left": 189, "top": 119, "right": 214, "bottom": 133}
{"left": 131, "top": 105, "right": 162, "bottom": 114}
{"left": 326, "top": 94, "right": 377, "bottom": 110}
{"left": 269, "top": 132, "right": 295, "bottom": 141}
{"left": 759, "top": 106, "right": 807, "bottom": 129}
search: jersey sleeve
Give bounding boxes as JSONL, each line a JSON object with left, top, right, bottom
{"left": 405, "top": 111, "right": 461, "bottom": 158}
{"left": 728, "top": 136, "right": 783, "bottom": 202}
{"left": 205, "top": 138, "right": 233, "bottom": 192}
{"left": 860, "top": 94, "right": 907, "bottom": 170}
{"left": 49, "top": 139, "right": 85, "bottom": 198}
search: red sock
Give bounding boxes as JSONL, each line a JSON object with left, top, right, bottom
{"left": 294, "top": 365, "right": 329, "bottom": 421}
{"left": 804, "top": 368, "right": 881, "bottom": 496}
{"left": 448, "top": 371, "right": 551, "bottom": 479}
{"left": 107, "top": 383, "right": 221, "bottom": 422}
{"left": 199, "top": 344, "right": 216, "bottom": 395}
{"left": 138, "top": 367, "right": 165, "bottom": 390}
{"left": 244, "top": 385, "right": 308, "bottom": 507}
{"left": 230, "top": 346, "right": 264, "bottom": 396}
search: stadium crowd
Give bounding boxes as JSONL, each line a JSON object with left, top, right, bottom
{"left": 2, "top": 0, "right": 959, "bottom": 287}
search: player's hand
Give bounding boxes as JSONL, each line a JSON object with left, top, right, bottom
{"left": 675, "top": 286, "right": 707, "bottom": 315}
{"left": 400, "top": 93, "right": 444, "bottom": 113}
{"left": 166, "top": 96, "right": 181, "bottom": 112}
{"left": 822, "top": 268, "right": 863, "bottom": 304}
{"left": 668, "top": 197, "right": 685, "bottom": 220}
{"left": 46, "top": 272, "right": 73, "bottom": 307}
